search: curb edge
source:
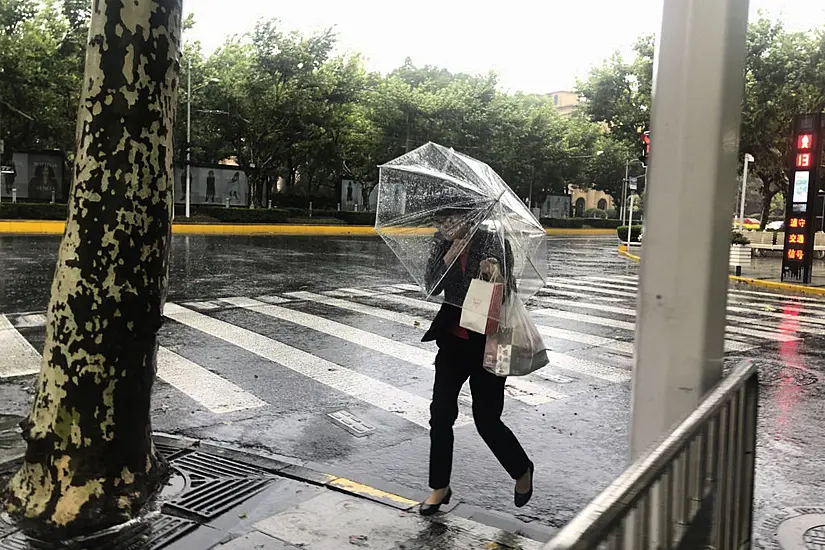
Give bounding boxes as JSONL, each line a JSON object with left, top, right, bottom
{"left": 616, "top": 246, "right": 825, "bottom": 296}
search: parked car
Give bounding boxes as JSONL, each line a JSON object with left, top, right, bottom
{"left": 766, "top": 221, "right": 784, "bottom": 231}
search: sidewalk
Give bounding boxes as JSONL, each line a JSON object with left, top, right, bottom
{"left": 730, "top": 254, "right": 825, "bottom": 289}
{"left": 620, "top": 244, "right": 825, "bottom": 296}
{"left": 0, "top": 430, "right": 553, "bottom": 550}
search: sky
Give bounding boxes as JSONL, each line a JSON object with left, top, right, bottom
{"left": 185, "top": 0, "right": 825, "bottom": 94}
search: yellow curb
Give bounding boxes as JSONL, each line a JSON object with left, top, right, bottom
{"left": 171, "top": 224, "right": 376, "bottom": 236}
{"left": 728, "top": 275, "right": 825, "bottom": 296}
{"left": 617, "top": 245, "right": 825, "bottom": 296}
{"left": 618, "top": 245, "right": 641, "bottom": 262}
{"left": 327, "top": 478, "right": 419, "bottom": 508}
{"left": 0, "top": 220, "right": 66, "bottom": 234}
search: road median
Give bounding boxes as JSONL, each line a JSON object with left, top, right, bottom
{"left": 0, "top": 219, "right": 617, "bottom": 236}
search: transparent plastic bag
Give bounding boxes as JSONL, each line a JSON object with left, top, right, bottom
{"left": 483, "top": 299, "right": 549, "bottom": 377}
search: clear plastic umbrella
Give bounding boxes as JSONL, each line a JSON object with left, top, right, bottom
{"left": 374, "top": 142, "right": 548, "bottom": 318}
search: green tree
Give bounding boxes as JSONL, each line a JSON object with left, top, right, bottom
{"left": 576, "top": 35, "right": 654, "bottom": 147}
{"left": 2, "top": 0, "right": 181, "bottom": 537}
{"left": 741, "top": 18, "right": 825, "bottom": 228}
{"left": 0, "top": 0, "right": 89, "bottom": 162}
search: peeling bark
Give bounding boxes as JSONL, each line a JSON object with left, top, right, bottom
{"left": 1, "top": 0, "right": 182, "bottom": 538}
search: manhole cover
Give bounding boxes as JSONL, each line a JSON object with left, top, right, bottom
{"left": 804, "top": 526, "right": 825, "bottom": 549}
{"left": 154, "top": 441, "right": 190, "bottom": 461}
{"left": 758, "top": 507, "right": 825, "bottom": 550}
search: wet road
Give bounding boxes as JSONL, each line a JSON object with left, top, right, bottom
{"left": 1, "top": 234, "right": 824, "bottom": 539}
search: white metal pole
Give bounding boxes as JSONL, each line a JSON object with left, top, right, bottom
{"left": 621, "top": 160, "right": 629, "bottom": 221}
{"left": 185, "top": 56, "right": 192, "bottom": 219}
{"left": 627, "top": 194, "right": 634, "bottom": 251}
{"left": 738, "top": 155, "right": 750, "bottom": 231}
{"left": 630, "top": 0, "right": 750, "bottom": 460}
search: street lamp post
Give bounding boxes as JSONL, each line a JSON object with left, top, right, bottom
{"left": 738, "top": 153, "right": 754, "bottom": 231}
{"left": 184, "top": 57, "right": 220, "bottom": 219}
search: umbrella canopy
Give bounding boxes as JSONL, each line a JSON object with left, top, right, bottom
{"left": 374, "top": 142, "right": 547, "bottom": 318}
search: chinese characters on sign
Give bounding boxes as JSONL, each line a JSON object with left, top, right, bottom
{"left": 783, "top": 115, "right": 823, "bottom": 283}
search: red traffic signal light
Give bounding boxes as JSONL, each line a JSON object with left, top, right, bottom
{"left": 798, "top": 134, "right": 814, "bottom": 151}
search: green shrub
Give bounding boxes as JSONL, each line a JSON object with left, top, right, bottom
{"left": 617, "top": 225, "right": 643, "bottom": 242}
{"left": 0, "top": 202, "right": 69, "bottom": 220}
{"left": 334, "top": 211, "right": 376, "bottom": 226}
{"left": 731, "top": 231, "right": 751, "bottom": 245}
{"left": 583, "top": 208, "right": 608, "bottom": 219}
{"left": 269, "top": 194, "right": 338, "bottom": 209}
{"left": 188, "top": 207, "right": 290, "bottom": 224}
{"left": 541, "top": 218, "right": 623, "bottom": 229}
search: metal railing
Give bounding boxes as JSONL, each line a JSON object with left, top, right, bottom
{"left": 543, "top": 361, "right": 759, "bottom": 550}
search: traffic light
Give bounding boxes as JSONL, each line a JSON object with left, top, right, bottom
{"left": 782, "top": 113, "right": 824, "bottom": 284}
{"left": 639, "top": 131, "right": 651, "bottom": 166}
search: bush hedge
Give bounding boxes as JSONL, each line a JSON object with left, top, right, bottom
{"left": 0, "top": 202, "right": 69, "bottom": 220}
{"left": 541, "top": 217, "right": 623, "bottom": 229}
{"left": 617, "top": 225, "right": 644, "bottom": 242}
{"left": 583, "top": 208, "right": 609, "bottom": 219}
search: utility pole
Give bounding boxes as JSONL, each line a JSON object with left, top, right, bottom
{"left": 630, "top": 0, "right": 750, "bottom": 461}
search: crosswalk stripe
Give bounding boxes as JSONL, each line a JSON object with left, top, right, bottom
{"left": 537, "top": 325, "right": 634, "bottom": 355}
{"left": 222, "top": 297, "right": 564, "bottom": 406}
{"left": 0, "top": 314, "right": 41, "bottom": 378}
{"left": 392, "top": 284, "right": 422, "bottom": 292}
{"left": 156, "top": 347, "right": 267, "bottom": 413}
{"left": 341, "top": 288, "right": 443, "bottom": 312}
{"left": 164, "top": 303, "right": 450, "bottom": 428}
{"left": 223, "top": 296, "right": 435, "bottom": 367}
{"left": 534, "top": 308, "right": 635, "bottom": 330}
{"left": 542, "top": 281, "right": 636, "bottom": 298}
{"left": 285, "top": 291, "right": 429, "bottom": 328}
{"left": 728, "top": 314, "right": 825, "bottom": 337}
{"left": 533, "top": 291, "right": 624, "bottom": 304}
{"left": 533, "top": 308, "right": 761, "bottom": 351}
{"left": 727, "top": 305, "right": 825, "bottom": 327}
{"left": 543, "top": 350, "right": 631, "bottom": 383}
{"left": 255, "top": 295, "right": 292, "bottom": 305}
{"left": 0, "top": 322, "right": 269, "bottom": 414}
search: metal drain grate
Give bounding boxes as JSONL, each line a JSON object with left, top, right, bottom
{"left": 165, "top": 477, "right": 272, "bottom": 520}
{"left": 0, "top": 532, "right": 26, "bottom": 550}
{"left": 0, "top": 515, "right": 198, "bottom": 550}
{"left": 145, "top": 515, "right": 199, "bottom": 550}
{"left": 154, "top": 441, "right": 191, "bottom": 461}
{"left": 170, "top": 451, "right": 272, "bottom": 479}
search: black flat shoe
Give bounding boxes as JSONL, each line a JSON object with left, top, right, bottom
{"left": 419, "top": 487, "right": 452, "bottom": 516}
{"left": 514, "top": 462, "right": 534, "bottom": 508}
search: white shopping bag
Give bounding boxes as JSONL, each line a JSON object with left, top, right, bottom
{"left": 483, "top": 300, "right": 549, "bottom": 377}
{"left": 460, "top": 279, "right": 504, "bottom": 335}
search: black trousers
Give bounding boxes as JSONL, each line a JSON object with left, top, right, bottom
{"left": 428, "top": 334, "right": 531, "bottom": 489}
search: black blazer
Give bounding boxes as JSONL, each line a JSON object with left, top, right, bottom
{"left": 422, "top": 229, "right": 515, "bottom": 343}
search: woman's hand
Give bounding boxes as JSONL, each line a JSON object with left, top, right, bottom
{"left": 480, "top": 257, "right": 503, "bottom": 282}
{"left": 443, "top": 237, "right": 468, "bottom": 266}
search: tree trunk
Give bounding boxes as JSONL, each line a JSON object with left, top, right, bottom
{"left": 760, "top": 185, "right": 776, "bottom": 230}
{"left": 2, "top": 0, "right": 182, "bottom": 538}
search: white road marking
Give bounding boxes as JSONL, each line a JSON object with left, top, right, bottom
{"left": 164, "top": 303, "right": 451, "bottom": 428}
{"left": 392, "top": 284, "right": 422, "bottom": 292}
{"left": 156, "top": 347, "right": 267, "bottom": 413}
{"left": 13, "top": 314, "right": 47, "bottom": 328}
{"left": 533, "top": 292, "right": 624, "bottom": 304}
{"left": 284, "top": 291, "right": 429, "bottom": 328}
{"left": 223, "top": 297, "right": 565, "bottom": 406}
{"left": 0, "top": 315, "right": 41, "bottom": 378}
{"left": 536, "top": 325, "right": 634, "bottom": 355}
{"left": 341, "top": 288, "right": 443, "bottom": 312}
{"left": 541, "top": 281, "right": 637, "bottom": 298}
{"left": 223, "top": 297, "right": 435, "bottom": 367}
{"left": 255, "top": 295, "right": 292, "bottom": 305}
{"left": 532, "top": 308, "right": 760, "bottom": 351}
{"left": 543, "top": 350, "right": 631, "bottom": 383}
